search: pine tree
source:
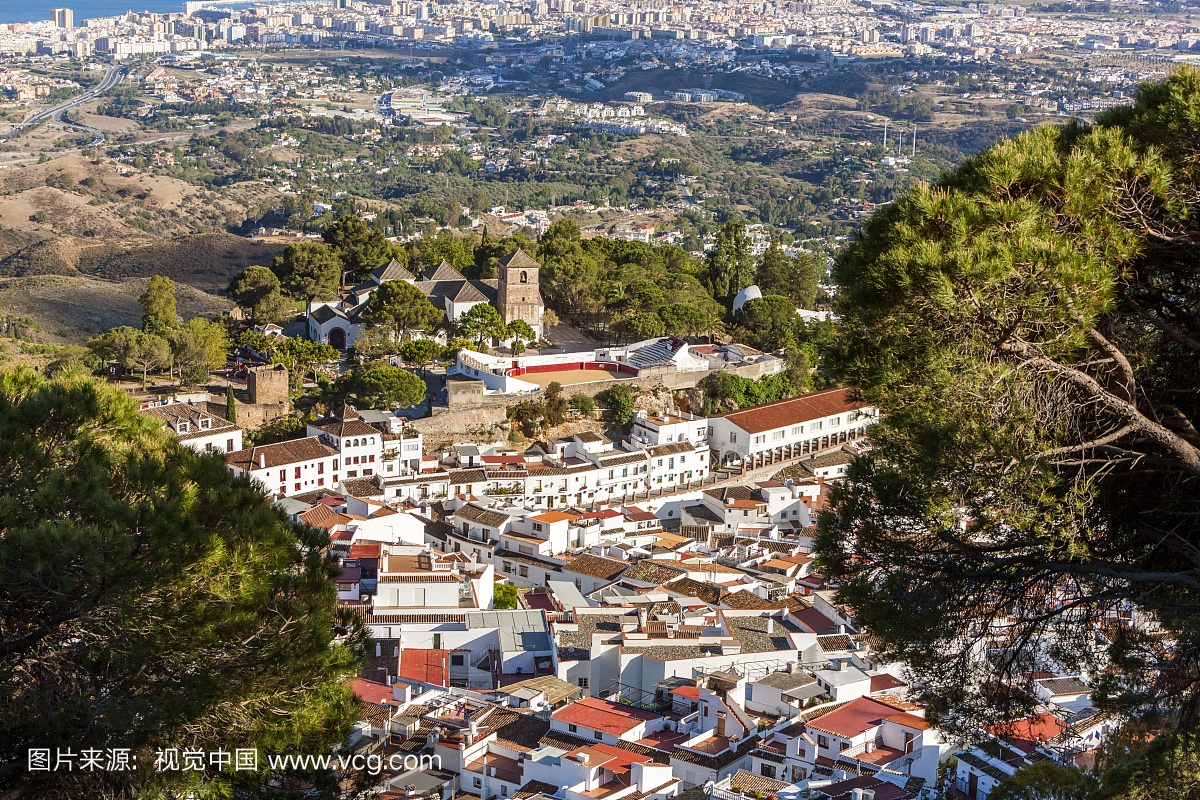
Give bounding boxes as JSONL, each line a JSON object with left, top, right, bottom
{"left": 0, "top": 368, "right": 365, "bottom": 798}
{"left": 818, "top": 67, "right": 1200, "bottom": 739}
{"left": 139, "top": 275, "right": 179, "bottom": 337}
{"left": 225, "top": 384, "right": 237, "bottom": 423}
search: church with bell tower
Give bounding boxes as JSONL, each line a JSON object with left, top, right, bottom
{"left": 497, "top": 249, "right": 545, "bottom": 338}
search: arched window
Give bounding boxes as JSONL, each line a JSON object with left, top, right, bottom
{"left": 519, "top": 270, "right": 528, "bottom": 283}
{"left": 369, "top": 437, "right": 375, "bottom": 445}
{"left": 352, "top": 438, "right": 359, "bottom": 447}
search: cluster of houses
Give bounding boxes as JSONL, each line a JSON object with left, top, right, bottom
{"left": 139, "top": 384, "right": 1115, "bottom": 799}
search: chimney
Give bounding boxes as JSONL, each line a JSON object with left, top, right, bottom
{"left": 376, "top": 642, "right": 382, "bottom": 657}
{"left": 257, "top": 452, "right": 266, "bottom": 469}
{"left": 787, "top": 661, "right": 798, "bottom": 674}
{"left": 766, "top": 618, "right": 774, "bottom": 634}
{"left": 839, "top": 660, "right": 848, "bottom": 672}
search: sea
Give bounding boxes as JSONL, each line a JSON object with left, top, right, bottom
{"left": 0, "top": 0, "right": 186, "bottom": 24}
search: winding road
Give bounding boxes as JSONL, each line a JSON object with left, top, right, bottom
{"left": 0, "top": 63, "right": 125, "bottom": 142}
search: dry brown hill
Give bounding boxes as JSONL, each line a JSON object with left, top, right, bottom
{"left": 0, "top": 153, "right": 271, "bottom": 240}
{"left": 0, "top": 275, "right": 233, "bottom": 340}
{"left": 0, "top": 233, "right": 288, "bottom": 293}
{"left": 75, "top": 233, "right": 288, "bottom": 293}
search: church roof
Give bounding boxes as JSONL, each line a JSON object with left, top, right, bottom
{"left": 373, "top": 258, "right": 415, "bottom": 283}
{"left": 310, "top": 304, "right": 348, "bottom": 323}
{"left": 425, "top": 260, "right": 467, "bottom": 282}
{"left": 499, "top": 249, "right": 540, "bottom": 270}
{"left": 417, "top": 280, "right": 498, "bottom": 309}
{"left": 452, "top": 282, "right": 490, "bottom": 303}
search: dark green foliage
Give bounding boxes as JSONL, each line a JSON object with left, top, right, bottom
{"left": 139, "top": 275, "right": 178, "bottom": 337}
{"left": 658, "top": 303, "right": 708, "bottom": 339}
{"left": 818, "top": 67, "right": 1200, "bottom": 740}
{"left": 270, "top": 338, "right": 339, "bottom": 385}
{"left": 361, "top": 281, "right": 443, "bottom": 343}
{"left": 322, "top": 215, "right": 400, "bottom": 282}
{"left": 247, "top": 412, "right": 309, "bottom": 446}
{"left": 272, "top": 242, "right": 343, "bottom": 311}
{"left": 738, "top": 295, "right": 798, "bottom": 353}
{"left": 338, "top": 363, "right": 426, "bottom": 410}
{"left": 597, "top": 385, "right": 637, "bottom": 428}
{"left": 705, "top": 220, "right": 754, "bottom": 304}
{"left": 0, "top": 369, "right": 363, "bottom": 798}
{"left": 457, "top": 303, "right": 506, "bottom": 352}
{"left": 398, "top": 338, "right": 442, "bottom": 371}
{"left": 755, "top": 241, "right": 821, "bottom": 309}
{"left": 417, "top": 230, "right": 475, "bottom": 274}
{"left": 225, "top": 385, "right": 237, "bottom": 423}
{"left": 543, "top": 382, "right": 568, "bottom": 428}
{"left": 1094, "top": 727, "right": 1200, "bottom": 798}
{"left": 170, "top": 318, "right": 229, "bottom": 386}
{"left": 570, "top": 393, "right": 595, "bottom": 416}
{"left": 227, "top": 265, "right": 292, "bottom": 325}
{"left": 989, "top": 761, "right": 1100, "bottom": 800}
{"left": 532, "top": 223, "right": 718, "bottom": 343}
{"left": 700, "top": 370, "right": 799, "bottom": 415}
{"left": 622, "top": 312, "right": 666, "bottom": 341}
{"left": 507, "top": 381, "right": 568, "bottom": 435}
{"left": 87, "top": 326, "right": 171, "bottom": 388}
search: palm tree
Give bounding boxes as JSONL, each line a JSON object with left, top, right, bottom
{"left": 701, "top": 306, "right": 726, "bottom": 344}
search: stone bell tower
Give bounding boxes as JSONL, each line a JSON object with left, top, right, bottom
{"left": 497, "top": 249, "right": 545, "bottom": 335}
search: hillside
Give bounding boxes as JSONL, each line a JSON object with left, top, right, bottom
{"left": 0, "top": 151, "right": 293, "bottom": 341}
{"left": 0, "top": 233, "right": 288, "bottom": 292}
{"left": 0, "top": 153, "right": 273, "bottom": 239}
{"left": 74, "top": 233, "right": 288, "bottom": 293}
{"left": 0, "top": 275, "right": 233, "bottom": 340}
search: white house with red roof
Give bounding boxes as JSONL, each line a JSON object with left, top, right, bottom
{"left": 141, "top": 400, "right": 243, "bottom": 454}
{"left": 226, "top": 436, "right": 342, "bottom": 498}
{"left": 520, "top": 738, "right": 680, "bottom": 800}
{"left": 770, "top": 696, "right": 943, "bottom": 790}
{"left": 706, "top": 388, "right": 878, "bottom": 466}
{"left": 550, "top": 697, "right": 667, "bottom": 744}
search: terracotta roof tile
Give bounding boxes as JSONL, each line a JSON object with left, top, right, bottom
{"left": 226, "top": 436, "right": 338, "bottom": 469}
{"left": 563, "top": 554, "right": 628, "bottom": 581}
{"left": 716, "top": 388, "right": 868, "bottom": 434}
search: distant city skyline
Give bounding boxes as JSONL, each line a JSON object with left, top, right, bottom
{"left": 0, "top": 1, "right": 182, "bottom": 25}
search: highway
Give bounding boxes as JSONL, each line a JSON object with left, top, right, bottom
{"left": 0, "top": 63, "right": 125, "bottom": 141}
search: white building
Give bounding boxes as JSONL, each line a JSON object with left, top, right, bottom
{"left": 225, "top": 436, "right": 341, "bottom": 498}
{"left": 707, "top": 387, "right": 878, "bottom": 465}
{"left": 141, "top": 400, "right": 242, "bottom": 454}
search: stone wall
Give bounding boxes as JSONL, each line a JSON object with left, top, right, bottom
{"left": 410, "top": 404, "right": 508, "bottom": 442}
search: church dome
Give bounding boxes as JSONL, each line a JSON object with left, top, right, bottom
{"left": 732, "top": 284, "right": 762, "bottom": 314}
